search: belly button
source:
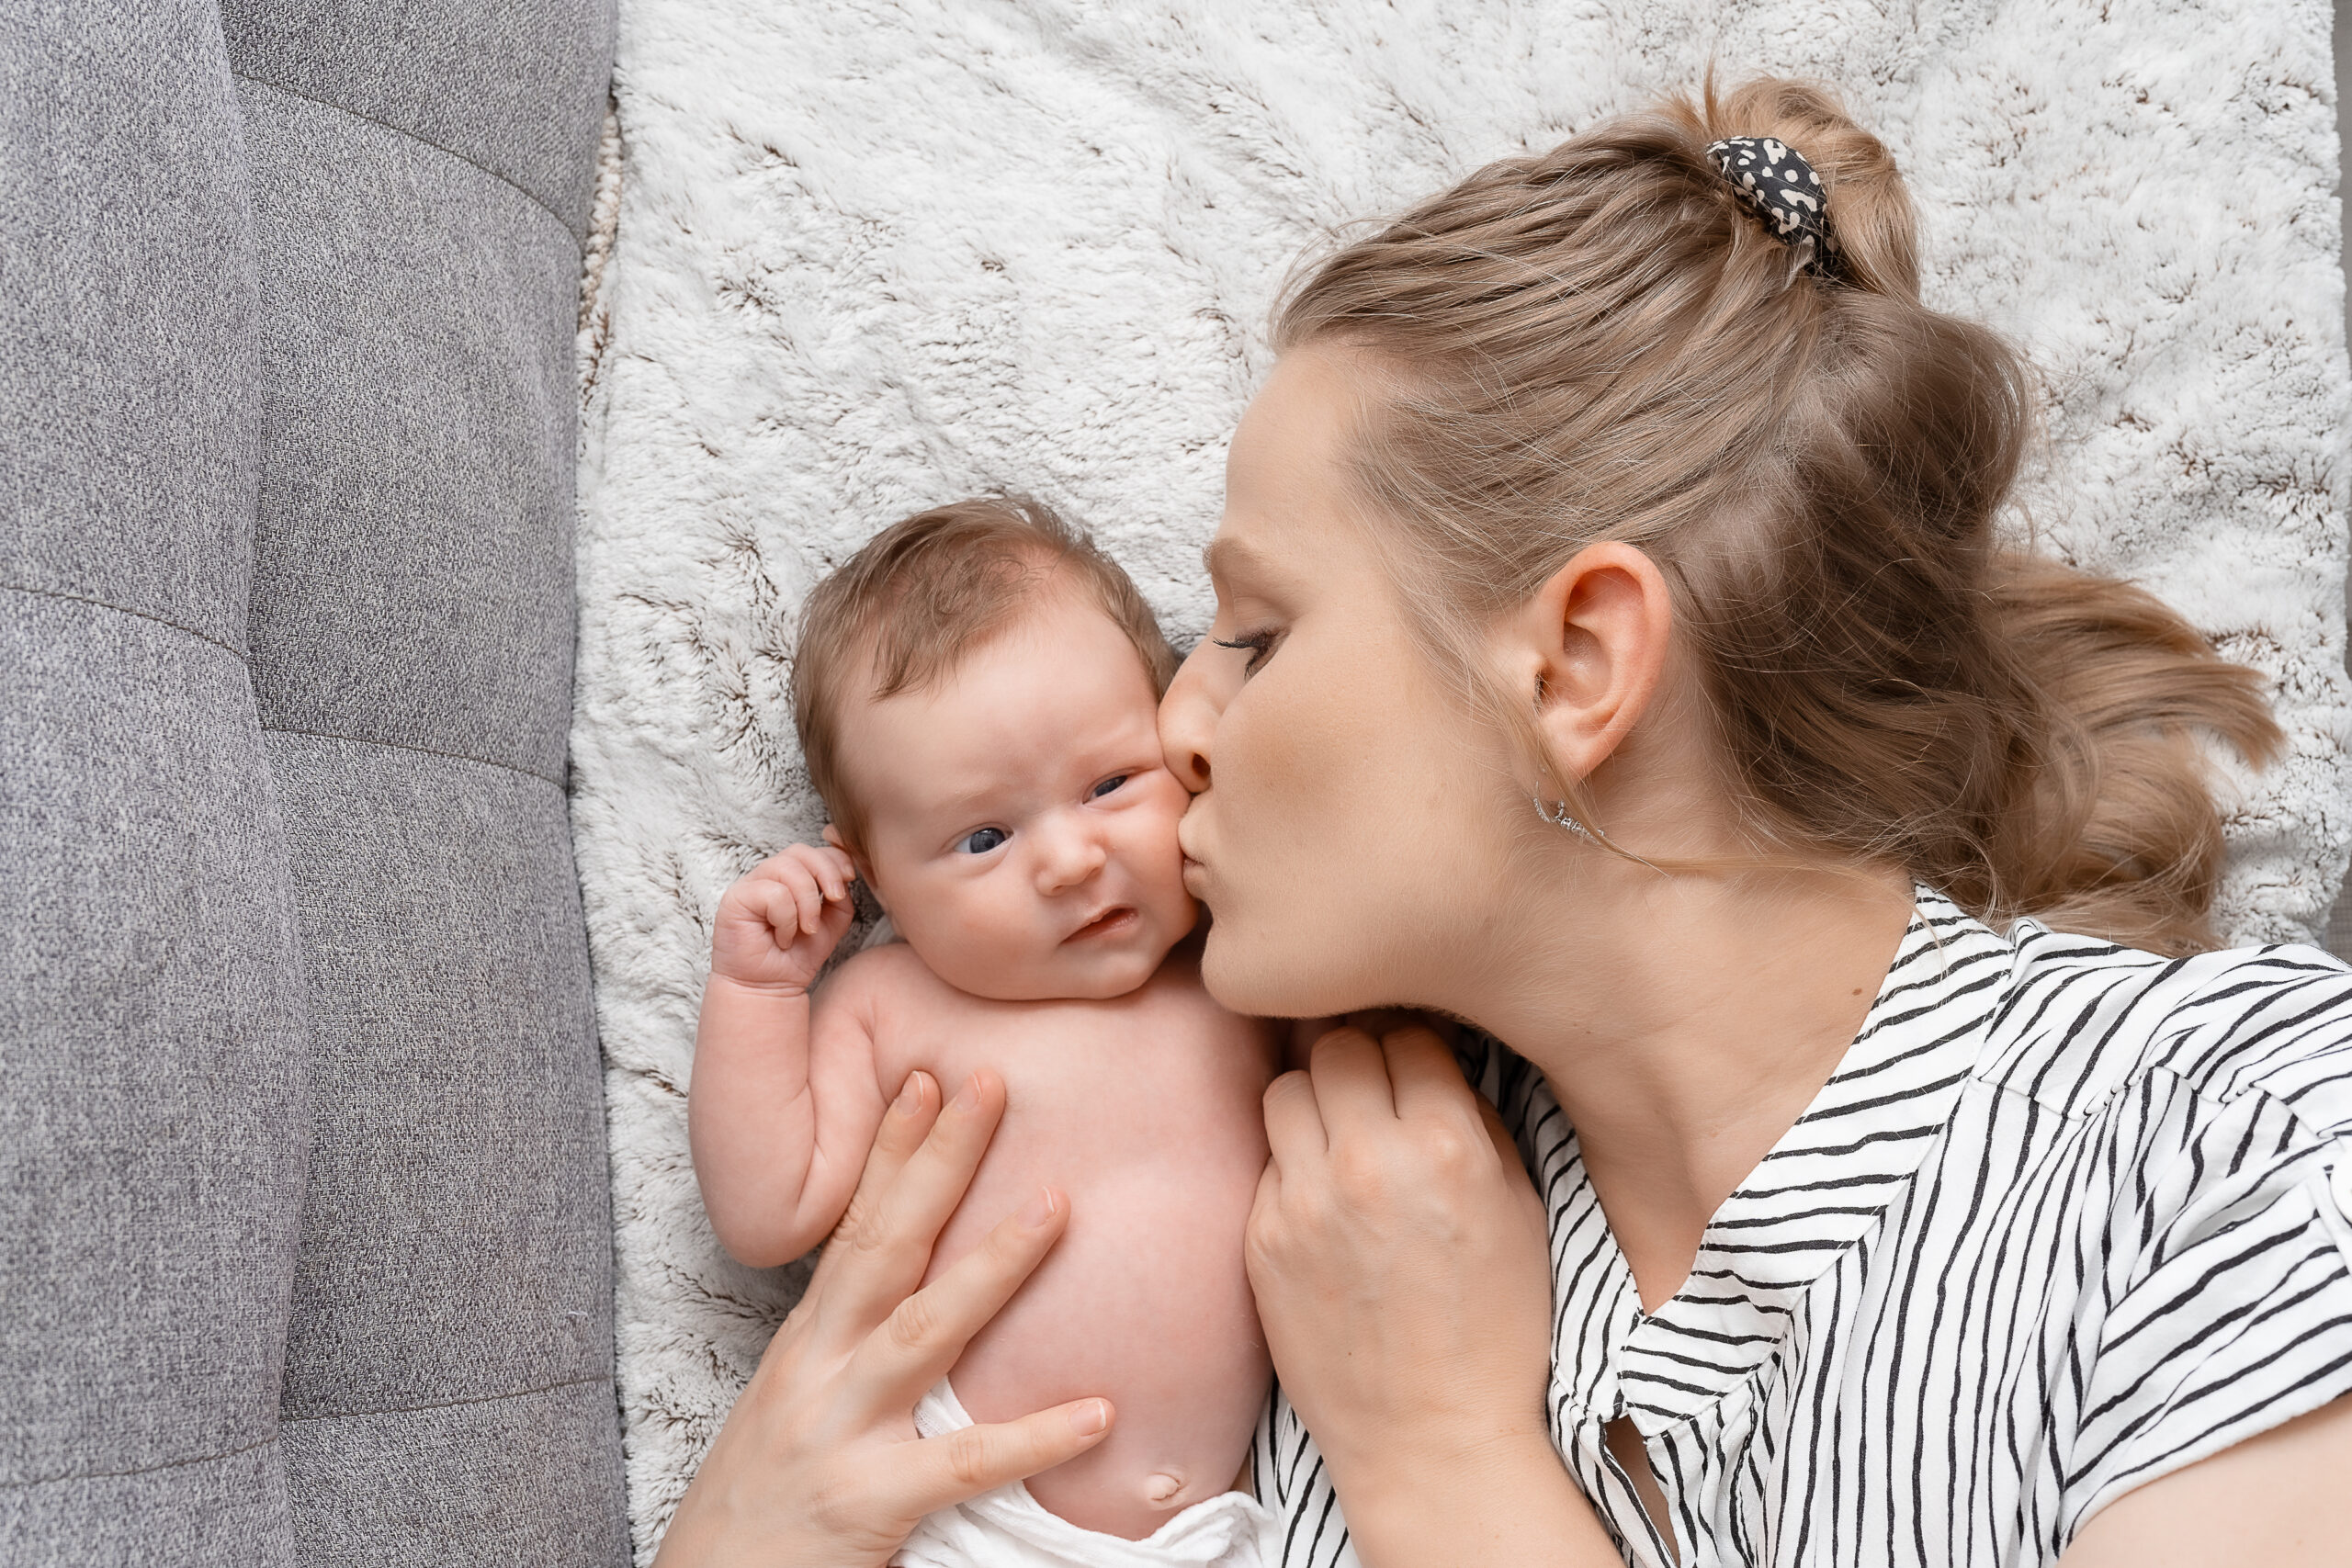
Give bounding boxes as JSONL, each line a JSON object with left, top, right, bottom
{"left": 1144, "top": 1472, "right": 1186, "bottom": 1507}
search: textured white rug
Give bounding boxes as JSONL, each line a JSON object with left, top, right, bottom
{"left": 571, "top": 0, "right": 2351, "bottom": 1555}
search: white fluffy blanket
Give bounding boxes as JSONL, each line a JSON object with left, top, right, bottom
{"left": 571, "top": 0, "right": 2351, "bottom": 1554}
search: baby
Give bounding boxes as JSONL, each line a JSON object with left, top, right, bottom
{"left": 690, "top": 498, "right": 1280, "bottom": 1562}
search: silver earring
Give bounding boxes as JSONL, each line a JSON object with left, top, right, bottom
{"left": 1533, "top": 796, "right": 1593, "bottom": 839}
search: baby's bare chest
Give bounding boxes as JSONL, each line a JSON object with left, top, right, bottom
{"left": 866, "top": 977, "right": 1277, "bottom": 1187}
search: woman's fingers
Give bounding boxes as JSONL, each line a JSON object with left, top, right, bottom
{"left": 1286, "top": 1017, "right": 1340, "bottom": 1071}
{"left": 824, "top": 1071, "right": 1007, "bottom": 1333}
{"left": 1307, "top": 1026, "right": 1400, "bottom": 1131}
{"left": 871, "top": 1400, "right": 1115, "bottom": 1524}
{"left": 1472, "top": 1087, "right": 1519, "bottom": 1165}
{"left": 1382, "top": 1025, "right": 1476, "bottom": 1119}
{"left": 1262, "top": 1066, "right": 1329, "bottom": 1162}
{"left": 1472, "top": 1090, "right": 1548, "bottom": 1226}
{"left": 799, "top": 1071, "right": 938, "bottom": 1342}
{"left": 865, "top": 1071, "right": 941, "bottom": 1190}
{"left": 848, "top": 1185, "right": 1071, "bottom": 1416}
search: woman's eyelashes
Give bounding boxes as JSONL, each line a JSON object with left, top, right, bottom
{"left": 956, "top": 826, "right": 1010, "bottom": 855}
{"left": 1211, "top": 627, "right": 1281, "bottom": 676}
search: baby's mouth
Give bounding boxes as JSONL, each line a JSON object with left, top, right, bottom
{"left": 1065, "top": 906, "right": 1137, "bottom": 943}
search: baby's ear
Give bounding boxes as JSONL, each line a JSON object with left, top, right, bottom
{"left": 820, "top": 823, "right": 883, "bottom": 908}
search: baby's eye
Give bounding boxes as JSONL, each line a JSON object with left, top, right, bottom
{"left": 1089, "top": 774, "right": 1129, "bottom": 800}
{"left": 956, "top": 827, "right": 1010, "bottom": 855}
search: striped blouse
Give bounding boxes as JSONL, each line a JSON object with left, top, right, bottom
{"left": 1252, "top": 888, "right": 2352, "bottom": 1567}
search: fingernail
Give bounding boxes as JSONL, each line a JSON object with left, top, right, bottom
{"left": 893, "top": 1076, "right": 923, "bottom": 1116}
{"left": 952, "top": 1075, "right": 983, "bottom": 1113}
{"left": 1016, "top": 1188, "right": 1058, "bottom": 1228}
{"left": 1069, "top": 1399, "right": 1109, "bottom": 1438}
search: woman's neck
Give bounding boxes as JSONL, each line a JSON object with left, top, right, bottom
{"left": 1460, "top": 859, "right": 1916, "bottom": 1313}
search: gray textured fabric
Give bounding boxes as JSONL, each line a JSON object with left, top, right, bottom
{"left": 0, "top": 5, "right": 309, "bottom": 1562}
{"left": 0, "top": 597, "right": 307, "bottom": 1552}
{"left": 236, "top": 48, "right": 627, "bottom": 1550}
{"left": 264, "top": 734, "right": 612, "bottom": 1423}
{"left": 0, "top": 1442, "right": 295, "bottom": 1568}
{"left": 220, "top": 0, "right": 616, "bottom": 244}
{"left": 241, "top": 79, "right": 582, "bottom": 786}
{"left": 0, "top": 0, "right": 264, "bottom": 650}
{"left": 11, "top": 0, "right": 627, "bottom": 1555}
{"left": 282, "top": 1381, "right": 629, "bottom": 1567}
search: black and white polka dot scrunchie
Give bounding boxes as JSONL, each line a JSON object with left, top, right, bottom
{"left": 1706, "top": 135, "right": 1843, "bottom": 279}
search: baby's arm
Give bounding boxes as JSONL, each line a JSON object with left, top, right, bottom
{"left": 689, "top": 844, "right": 889, "bottom": 1267}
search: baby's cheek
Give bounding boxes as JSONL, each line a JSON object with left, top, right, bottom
{"left": 1136, "top": 784, "right": 1194, "bottom": 858}
{"left": 954, "top": 887, "right": 1027, "bottom": 956}
{"left": 1127, "top": 815, "right": 1193, "bottom": 902}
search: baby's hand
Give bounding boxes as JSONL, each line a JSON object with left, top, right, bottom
{"left": 710, "top": 844, "right": 860, "bottom": 995}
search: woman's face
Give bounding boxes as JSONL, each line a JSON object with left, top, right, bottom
{"left": 1159, "top": 347, "right": 1526, "bottom": 1020}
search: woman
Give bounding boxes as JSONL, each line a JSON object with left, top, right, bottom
{"left": 656, "top": 77, "right": 2352, "bottom": 1566}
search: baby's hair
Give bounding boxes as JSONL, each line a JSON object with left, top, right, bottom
{"left": 1274, "top": 74, "right": 2280, "bottom": 953}
{"left": 791, "top": 496, "right": 1178, "bottom": 854}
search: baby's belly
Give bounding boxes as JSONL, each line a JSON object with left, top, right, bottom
{"left": 921, "top": 1095, "right": 1272, "bottom": 1540}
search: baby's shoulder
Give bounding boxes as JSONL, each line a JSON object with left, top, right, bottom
{"left": 816, "top": 941, "right": 952, "bottom": 1020}
{"left": 818, "top": 944, "right": 1001, "bottom": 1029}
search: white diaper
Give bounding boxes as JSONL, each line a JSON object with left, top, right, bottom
{"left": 891, "top": 1380, "right": 1274, "bottom": 1568}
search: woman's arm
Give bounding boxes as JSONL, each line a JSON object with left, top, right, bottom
{"left": 658, "top": 1067, "right": 1114, "bottom": 1568}
{"left": 2055, "top": 1393, "right": 2352, "bottom": 1567}
{"left": 1249, "top": 1024, "right": 1623, "bottom": 1566}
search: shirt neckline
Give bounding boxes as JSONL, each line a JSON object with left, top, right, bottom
{"left": 1551, "top": 887, "right": 2016, "bottom": 1434}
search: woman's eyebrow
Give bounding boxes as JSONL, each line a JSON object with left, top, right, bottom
{"left": 1201, "top": 536, "right": 1272, "bottom": 586}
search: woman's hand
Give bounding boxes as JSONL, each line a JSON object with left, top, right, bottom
{"left": 1250, "top": 1024, "right": 1619, "bottom": 1566}
{"left": 656, "top": 1069, "right": 1114, "bottom": 1568}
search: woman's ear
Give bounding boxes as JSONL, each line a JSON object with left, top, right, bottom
{"left": 1494, "top": 541, "right": 1675, "bottom": 789}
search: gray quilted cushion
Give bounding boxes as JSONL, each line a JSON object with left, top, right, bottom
{"left": 225, "top": 1, "right": 628, "bottom": 1559}
{"left": 3, "top": 0, "right": 627, "bottom": 1560}
{"left": 0, "top": 3, "right": 308, "bottom": 1562}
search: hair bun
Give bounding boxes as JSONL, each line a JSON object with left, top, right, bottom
{"left": 1694, "top": 77, "right": 1918, "bottom": 299}
{"left": 1706, "top": 136, "right": 1843, "bottom": 279}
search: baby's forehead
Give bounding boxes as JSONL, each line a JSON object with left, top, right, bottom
{"left": 836, "top": 610, "right": 1164, "bottom": 805}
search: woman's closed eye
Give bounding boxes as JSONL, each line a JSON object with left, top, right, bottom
{"left": 1212, "top": 628, "right": 1281, "bottom": 676}
{"left": 956, "top": 827, "right": 1010, "bottom": 855}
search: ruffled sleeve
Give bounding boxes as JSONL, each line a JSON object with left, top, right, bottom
{"left": 2062, "top": 1072, "right": 2352, "bottom": 1542}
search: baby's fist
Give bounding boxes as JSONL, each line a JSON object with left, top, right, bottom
{"left": 709, "top": 843, "right": 860, "bottom": 994}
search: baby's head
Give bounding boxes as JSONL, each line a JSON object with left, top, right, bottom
{"left": 792, "top": 498, "right": 1197, "bottom": 1001}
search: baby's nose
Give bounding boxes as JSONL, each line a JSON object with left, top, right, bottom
{"left": 1034, "top": 818, "right": 1110, "bottom": 892}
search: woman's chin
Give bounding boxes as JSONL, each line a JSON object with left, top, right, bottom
{"left": 1198, "top": 919, "right": 1363, "bottom": 1021}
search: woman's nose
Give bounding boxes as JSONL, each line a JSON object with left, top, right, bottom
{"left": 1159, "top": 646, "right": 1217, "bottom": 793}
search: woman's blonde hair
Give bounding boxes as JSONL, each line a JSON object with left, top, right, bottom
{"left": 1275, "top": 75, "right": 2279, "bottom": 954}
